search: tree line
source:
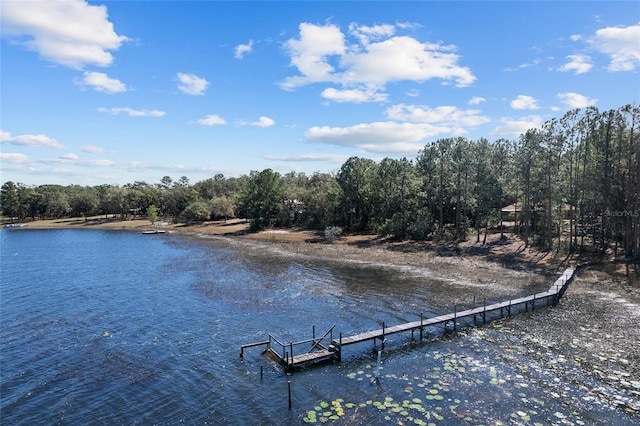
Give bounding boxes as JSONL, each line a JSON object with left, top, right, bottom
{"left": 2, "top": 105, "right": 639, "bottom": 259}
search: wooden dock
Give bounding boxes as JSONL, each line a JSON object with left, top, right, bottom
{"left": 240, "top": 268, "right": 575, "bottom": 371}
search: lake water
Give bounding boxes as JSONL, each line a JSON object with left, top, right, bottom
{"left": 1, "top": 229, "right": 637, "bottom": 425}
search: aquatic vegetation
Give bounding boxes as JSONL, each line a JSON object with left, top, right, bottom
{"left": 301, "top": 319, "right": 639, "bottom": 424}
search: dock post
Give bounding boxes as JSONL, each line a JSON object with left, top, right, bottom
{"left": 338, "top": 333, "right": 342, "bottom": 363}
{"left": 290, "top": 342, "right": 294, "bottom": 368}
{"left": 420, "top": 313, "right": 424, "bottom": 340}
{"left": 483, "top": 298, "right": 487, "bottom": 324}
{"left": 382, "top": 322, "right": 386, "bottom": 350}
{"left": 453, "top": 305, "right": 457, "bottom": 331}
{"left": 288, "top": 379, "right": 292, "bottom": 410}
{"left": 312, "top": 325, "right": 316, "bottom": 352}
{"left": 508, "top": 300, "right": 511, "bottom": 316}
{"left": 532, "top": 294, "right": 535, "bottom": 311}
{"left": 375, "top": 349, "right": 382, "bottom": 380}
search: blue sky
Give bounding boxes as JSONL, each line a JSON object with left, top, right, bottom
{"left": 1, "top": 1, "right": 639, "bottom": 186}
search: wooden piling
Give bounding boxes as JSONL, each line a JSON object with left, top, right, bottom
{"left": 453, "top": 304, "right": 457, "bottom": 331}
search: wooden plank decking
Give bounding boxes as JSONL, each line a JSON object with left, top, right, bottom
{"left": 333, "top": 268, "right": 574, "bottom": 349}
{"left": 242, "top": 267, "right": 575, "bottom": 371}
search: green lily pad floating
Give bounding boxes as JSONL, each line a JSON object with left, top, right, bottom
{"left": 320, "top": 401, "right": 329, "bottom": 409}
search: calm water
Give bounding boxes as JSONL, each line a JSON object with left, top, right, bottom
{"left": 1, "top": 229, "right": 636, "bottom": 425}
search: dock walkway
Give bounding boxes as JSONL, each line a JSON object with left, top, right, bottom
{"left": 240, "top": 268, "right": 575, "bottom": 371}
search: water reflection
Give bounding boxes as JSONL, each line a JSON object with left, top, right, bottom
{"left": 1, "top": 230, "right": 637, "bottom": 425}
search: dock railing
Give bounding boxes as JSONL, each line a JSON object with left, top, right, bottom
{"left": 242, "top": 325, "right": 337, "bottom": 369}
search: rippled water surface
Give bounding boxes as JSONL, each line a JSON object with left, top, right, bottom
{"left": 1, "top": 229, "right": 637, "bottom": 425}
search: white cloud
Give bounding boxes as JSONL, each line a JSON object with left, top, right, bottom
{"left": 406, "top": 89, "right": 420, "bottom": 97}
{"left": 82, "top": 145, "right": 105, "bottom": 154}
{"left": 281, "top": 22, "right": 475, "bottom": 97}
{"left": 60, "top": 153, "right": 79, "bottom": 161}
{"left": 489, "top": 116, "right": 543, "bottom": 137}
{"left": 176, "top": 72, "right": 209, "bottom": 95}
{"left": 558, "top": 54, "right": 593, "bottom": 74}
{"left": 506, "top": 58, "right": 543, "bottom": 72}
{"left": 305, "top": 121, "right": 452, "bottom": 154}
{"left": 0, "top": 0, "right": 128, "bottom": 69}
{"left": 281, "top": 22, "right": 346, "bottom": 89}
{"left": 77, "top": 71, "right": 126, "bottom": 93}
{"left": 341, "top": 35, "right": 475, "bottom": 87}
{"left": 237, "top": 116, "right": 276, "bottom": 127}
{"left": 0, "top": 130, "right": 63, "bottom": 149}
{"left": 510, "top": 95, "right": 540, "bottom": 110}
{"left": 41, "top": 156, "right": 115, "bottom": 167}
{"left": 348, "top": 23, "right": 395, "bottom": 44}
{"left": 386, "top": 104, "right": 490, "bottom": 128}
{"left": 557, "top": 92, "right": 598, "bottom": 109}
{"left": 251, "top": 116, "right": 275, "bottom": 127}
{"left": 589, "top": 22, "right": 640, "bottom": 71}
{"left": 196, "top": 114, "right": 226, "bottom": 126}
{"left": 0, "top": 153, "right": 30, "bottom": 164}
{"left": 468, "top": 96, "right": 486, "bottom": 105}
{"left": 86, "top": 159, "right": 115, "bottom": 167}
{"left": 264, "top": 153, "right": 348, "bottom": 163}
{"left": 321, "top": 87, "right": 387, "bottom": 103}
{"left": 98, "top": 107, "right": 165, "bottom": 117}
{"left": 234, "top": 39, "right": 253, "bottom": 59}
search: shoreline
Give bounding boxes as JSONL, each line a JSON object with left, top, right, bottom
{"left": 4, "top": 216, "right": 638, "bottom": 285}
